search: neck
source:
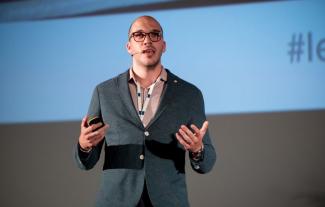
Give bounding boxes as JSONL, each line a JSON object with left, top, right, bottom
{"left": 132, "top": 65, "right": 162, "bottom": 88}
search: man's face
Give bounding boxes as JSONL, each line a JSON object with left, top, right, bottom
{"left": 127, "top": 17, "right": 166, "bottom": 68}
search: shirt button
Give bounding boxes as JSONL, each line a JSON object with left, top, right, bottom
{"left": 139, "top": 154, "right": 144, "bottom": 160}
{"left": 144, "top": 131, "right": 150, "bottom": 136}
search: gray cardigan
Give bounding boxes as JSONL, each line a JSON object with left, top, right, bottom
{"left": 74, "top": 69, "right": 217, "bottom": 207}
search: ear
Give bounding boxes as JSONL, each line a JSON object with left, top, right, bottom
{"left": 162, "top": 40, "right": 166, "bottom": 53}
{"left": 126, "top": 41, "right": 133, "bottom": 56}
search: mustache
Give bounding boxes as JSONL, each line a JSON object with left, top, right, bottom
{"left": 131, "top": 47, "right": 156, "bottom": 56}
{"left": 141, "top": 47, "right": 156, "bottom": 52}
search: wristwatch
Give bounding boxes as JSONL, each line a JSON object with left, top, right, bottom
{"left": 190, "top": 145, "right": 204, "bottom": 161}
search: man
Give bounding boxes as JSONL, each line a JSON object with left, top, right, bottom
{"left": 75, "top": 15, "right": 216, "bottom": 207}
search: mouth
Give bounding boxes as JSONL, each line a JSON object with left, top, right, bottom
{"left": 142, "top": 48, "right": 155, "bottom": 55}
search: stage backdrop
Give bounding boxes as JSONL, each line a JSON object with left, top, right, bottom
{"left": 0, "top": 0, "right": 324, "bottom": 206}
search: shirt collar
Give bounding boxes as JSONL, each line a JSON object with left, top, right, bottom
{"left": 128, "top": 66, "right": 168, "bottom": 83}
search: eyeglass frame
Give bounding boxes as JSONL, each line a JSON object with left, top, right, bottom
{"left": 129, "top": 31, "right": 163, "bottom": 42}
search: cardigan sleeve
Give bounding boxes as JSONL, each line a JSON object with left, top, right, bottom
{"left": 74, "top": 86, "right": 104, "bottom": 170}
{"left": 188, "top": 88, "right": 217, "bottom": 174}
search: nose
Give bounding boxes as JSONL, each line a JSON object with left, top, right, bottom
{"left": 143, "top": 34, "right": 152, "bottom": 45}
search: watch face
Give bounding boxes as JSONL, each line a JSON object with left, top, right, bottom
{"left": 190, "top": 147, "right": 204, "bottom": 162}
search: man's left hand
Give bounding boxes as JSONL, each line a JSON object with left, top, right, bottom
{"left": 175, "top": 121, "right": 209, "bottom": 152}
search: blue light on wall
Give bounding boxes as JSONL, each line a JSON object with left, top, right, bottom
{"left": 0, "top": 0, "right": 324, "bottom": 123}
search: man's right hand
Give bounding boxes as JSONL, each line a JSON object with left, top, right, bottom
{"left": 78, "top": 116, "right": 109, "bottom": 151}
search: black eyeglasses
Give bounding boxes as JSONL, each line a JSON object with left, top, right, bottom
{"left": 129, "top": 31, "right": 162, "bottom": 42}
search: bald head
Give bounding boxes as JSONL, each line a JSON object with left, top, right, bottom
{"left": 128, "top": 16, "right": 164, "bottom": 38}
